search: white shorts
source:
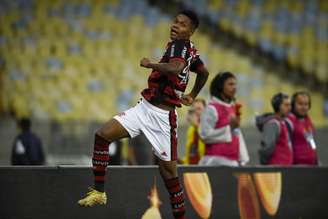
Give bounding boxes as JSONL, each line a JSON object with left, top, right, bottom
{"left": 114, "top": 98, "right": 178, "bottom": 161}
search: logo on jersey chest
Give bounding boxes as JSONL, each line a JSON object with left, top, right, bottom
{"left": 178, "top": 55, "right": 194, "bottom": 84}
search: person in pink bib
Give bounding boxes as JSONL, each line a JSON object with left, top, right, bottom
{"left": 256, "top": 93, "right": 293, "bottom": 165}
{"left": 285, "top": 91, "right": 319, "bottom": 165}
{"left": 199, "top": 72, "right": 249, "bottom": 166}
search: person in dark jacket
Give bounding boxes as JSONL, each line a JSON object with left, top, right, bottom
{"left": 11, "top": 118, "right": 45, "bottom": 165}
{"left": 256, "top": 93, "right": 292, "bottom": 165}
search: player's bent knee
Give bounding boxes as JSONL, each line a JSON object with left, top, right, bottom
{"left": 95, "top": 127, "right": 116, "bottom": 141}
{"left": 96, "top": 119, "right": 129, "bottom": 141}
{"left": 95, "top": 129, "right": 106, "bottom": 139}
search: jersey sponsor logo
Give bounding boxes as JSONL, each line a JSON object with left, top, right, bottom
{"left": 181, "top": 46, "right": 187, "bottom": 58}
{"left": 178, "top": 49, "right": 196, "bottom": 84}
{"left": 179, "top": 55, "right": 193, "bottom": 84}
{"left": 175, "top": 44, "right": 198, "bottom": 97}
{"left": 170, "top": 44, "right": 175, "bottom": 57}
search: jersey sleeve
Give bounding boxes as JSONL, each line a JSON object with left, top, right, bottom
{"left": 190, "top": 56, "right": 204, "bottom": 72}
{"left": 167, "top": 40, "right": 188, "bottom": 62}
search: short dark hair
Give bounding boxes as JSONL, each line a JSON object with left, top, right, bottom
{"left": 271, "top": 92, "right": 289, "bottom": 113}
{"left": 210, "top": 72, "right": 236, "bottom": 99}
{"left": 291, "top": 91, "right": 311, "bottom": 113}
{"left": 179, "top": 10, "right": 199, "bottom": 29}
{"left": 18, "top": 117, "right": 31, "bottom": 131}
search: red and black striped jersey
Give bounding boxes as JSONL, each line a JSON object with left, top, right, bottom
{"left": 141, "top": 39, "right": 204, "bottom": 107}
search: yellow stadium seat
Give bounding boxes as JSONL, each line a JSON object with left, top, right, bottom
{"left": 1, "top": 0, "right": 326, "bottom": 125}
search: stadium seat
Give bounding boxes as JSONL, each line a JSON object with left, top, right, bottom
{"left": 0, "top": 0, "right": 326, "bottom": 126}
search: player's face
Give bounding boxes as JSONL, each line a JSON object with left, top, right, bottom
{"left": 294, "top": 94, "right": 310, "bottom": 117}
{"left": 280, "top": 98, "right": 291, "bottom": 117}
{"left": 222, "top": 77, "right": 237, "bottom": 99}
{"left": 170, "top": 14, "right": 193, "bottom": 40}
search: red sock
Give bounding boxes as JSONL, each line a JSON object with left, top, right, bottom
{"left": 92, "top": 134, "right": 111, "bottom": 192}
{"left": 164, "top": 177, "right": 186, "bottom": 219}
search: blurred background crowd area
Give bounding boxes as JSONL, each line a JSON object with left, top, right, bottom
{"left": 0, "top": 0, "right": 327, "bottom": 165}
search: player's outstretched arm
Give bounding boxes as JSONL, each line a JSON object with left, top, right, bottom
{"left": 182, "top": 66, "right": 209, "bottom": 106}
{"left": 140, "top": 57, "right": 185, "bottom": 76}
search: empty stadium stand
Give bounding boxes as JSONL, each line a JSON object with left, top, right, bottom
{"left": 0, "top": 0, "right": 326, "bottom": 127}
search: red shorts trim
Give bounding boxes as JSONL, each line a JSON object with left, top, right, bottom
{"left": 169, "top": 111, "right": 178, "bottom": 161}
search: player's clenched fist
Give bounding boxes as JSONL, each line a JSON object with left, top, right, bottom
{"left": 140, "top": 58, "right": 151, "bottom": 68}
{"left": 181, "top": 94, "right": 194, "bottom": 106}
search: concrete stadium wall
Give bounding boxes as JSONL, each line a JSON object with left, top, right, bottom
{"left": 0, "top": 166, "right": 327, "bottom": 219}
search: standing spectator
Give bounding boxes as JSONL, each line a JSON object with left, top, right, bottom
{"left": 181, "top": 98, "right": 206, "bottom": 165}
{"left": 11, "top": 118, "right": 45, "bottom": 165}
{"left": 199, "top": 72, "right": 249, "bottom": 166}
{"left": 256, "top": 93, "right": 292, "bottom": 165}
{"left": 285, "top": 91, "right": 319, "bottom": 165}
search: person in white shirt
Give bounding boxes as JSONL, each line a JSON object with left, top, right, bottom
{"left": 199, "top": 72, "right": 249, "bottom": 166}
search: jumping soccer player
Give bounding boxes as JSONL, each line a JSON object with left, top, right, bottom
{"left": 78, "top": 10, "right": 209, "bottom": 219}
